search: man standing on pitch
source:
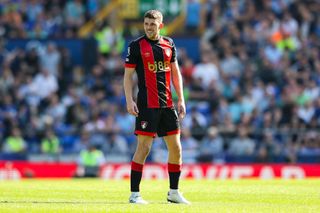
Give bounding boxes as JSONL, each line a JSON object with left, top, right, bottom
{"left": 124, "top": 9, "right": 190, "bottom": 204}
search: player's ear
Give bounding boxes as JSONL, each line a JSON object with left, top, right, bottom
{"left": 159, "top": 23, "right": 164, "bottom": 29}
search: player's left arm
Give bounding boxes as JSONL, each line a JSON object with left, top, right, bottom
{"left": 171, "top": 60, "right": 186, "bottom": 119}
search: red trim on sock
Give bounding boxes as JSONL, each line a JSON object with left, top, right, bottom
{"left": 168, "top": 163, "right": 181, "bottom": 172}
{"left": 131, "top": 161, "right": 144, "bottom": 172}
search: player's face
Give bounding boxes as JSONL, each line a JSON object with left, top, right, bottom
{"left": 144, "top": 18, "right": 163, "bottom": 40}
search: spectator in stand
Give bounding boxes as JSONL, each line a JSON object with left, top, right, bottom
{"left": 228, "top": 127, "right": 255, "bottom": 156}
{"left": 220, "top": 48, "right": 243, "bottom": 78}
{"left": 94, "top": 21, "right": 125, "bottom": 57}
{"left": 182, "top": 106, "right": 207, "bottom": 140}
{"left": 185, "top": 0, "right": 201, "bottom": 33}
{"left": 76, "top": 144, "right": 105, "bottom": 177}
{"left": 29, "top": 68, "right": 59, "bottom": 101}
{"left": 1, "top": 95, "right": 17, "bottom": 125}
{"left": 74, "top": 129, "right": 91, "bottom": 153}
{"left": 0, "top": 67, "right": 14, "bottom": 94}
{"left": 45, "top": 94, "right": 66, "bottom": 123}
{"left": 297, "top": 100, "right": 315, "bottom": 124}
{"left": 83, "top": 109, "right": 107, "bottom": 149}
{"left": 39, "top": 43, "right": 61, "bottom": 77}
{"left": 197, "top": 126, "right": 224, "bottom": 163}
{"left": 299, "top": 131, "right": 320, "bottom": 156}
{"left": 104, "top": 132, "right": 129, "bottom": 159}
{"left": 24, "top": 47, "right": 40, "bottom": 76}
{"left": 41, "top": 129, "right": 62, "bottom": 161}
{"left": 180, "top": 128, "right": 199, "bottom": 164}
{"left": 256, "top": 130, "right": 281, "bottom": 162}
{"left": 192, "top": 50, "right": 219, "bottom": 89}
{"left": 3, "top": 127, "right": 27, "bottom": 154}
{"left": 26, "top": 0, "right": 44, "bottom": 24}
{"left": 64, "top": 0, "right": 85, "bottom": 28}
{"left": 180, "top": 57, "right": 195, "bottom": 85}
{"left": 115, "top": 107, "right": 135, "bottom": 135}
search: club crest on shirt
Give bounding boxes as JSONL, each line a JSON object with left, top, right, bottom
{"left": 141, "top": 121, "right": 148, "bottom": 129}
{"left": 144, "top": 52, "right": 151, "bottom": 57}
{"left": 165, "top": 48, "right": 171, "bottom": 57}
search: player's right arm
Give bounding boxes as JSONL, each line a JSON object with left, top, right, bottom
{"left": 124, "top": 68, "right": 139, "bottom": 117}
{"left": 124, "top": 41, "right": 139, "bottom": 117}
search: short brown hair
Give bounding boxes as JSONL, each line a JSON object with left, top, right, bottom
{"left": 144, "top": 10, "right": 163, "bottom": 23}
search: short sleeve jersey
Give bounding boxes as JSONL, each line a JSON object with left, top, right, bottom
{"left": 125, "top": 35, "right": 177, "bottom": 109}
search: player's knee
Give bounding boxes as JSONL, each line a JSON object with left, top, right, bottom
{"left": 172, "top": 143, "right": 182, "bottom": 154}
{"left": 138, "top": 143, "right": 152, "bottom": 156}
{"left": 169, "top": 146, "right": 181, "bottom": 158}
{"left": 176, "top": 149, "right": 182, "bottom": 159}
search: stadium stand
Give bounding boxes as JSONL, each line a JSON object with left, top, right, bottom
{"left": 0, "top": 0, "right": 319, "bottom": 163}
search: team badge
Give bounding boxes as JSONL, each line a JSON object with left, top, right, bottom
{"left": 141, "top": 121, "right": 148, "bottom": 129}
{"left": 165, "top": 48, "right": 171, "bottom": 57}
{"left": 144, "top": 52, "right": 151, "bottom": 57}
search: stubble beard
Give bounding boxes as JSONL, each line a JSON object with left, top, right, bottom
{"left": 146, "top": 31, "right": 159, "bottom": 40}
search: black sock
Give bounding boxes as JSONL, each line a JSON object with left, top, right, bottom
{"left": 168, "top": 163, "right": 181, "bottom": 190}
{"left": 130, "top": 161, "right": 143, "bottom": 192}
{"left": 169, "top": 171, "right": 181, "bottom": 189}
{"left": 130, "top": 170, "right": 142, "bottom": 192}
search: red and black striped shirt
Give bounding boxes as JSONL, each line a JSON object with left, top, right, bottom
{"left": 125, "top": 35, "right": 177, "bottom": 108}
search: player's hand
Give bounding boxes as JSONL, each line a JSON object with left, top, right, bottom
{"left": 127, "top": 100, "right": 139, "bottom": 117}
{"left": 177, "top": 100, "right": 186, "bottom": 119}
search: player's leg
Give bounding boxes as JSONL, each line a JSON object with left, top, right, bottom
{"left": 131, "top": 135, "right": 153, "bottom": 193}
{"left": 160, "top": 108, "right": 182, "bottom": 190}
{"left": 163, "top": 134, "right": 190, "bottom": 204}
{"left": 129, "top": 135, "right": 153, "bottom": 204}
{"left": 160, "top": 108, "right": 190, "bottom": 204}
{"left": 132, "top": 135, "right": 154, "bottom": 164}
{"left": 163, "top": 134, "right": 182, "bottom": 188}
{"left": 129, "top": 108, "right": 158, "bottom": 204}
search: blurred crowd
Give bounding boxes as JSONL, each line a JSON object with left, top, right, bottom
{"left": 0, "top": 0, "right": 109, "bottom": 39}
{"left": 178, "top": 0, "right": 320, "bottom": 163}
{"left": 0, "top": 0, "right": 320, "bottom": 164}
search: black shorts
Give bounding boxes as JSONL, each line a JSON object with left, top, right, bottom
{"left": 135, "top": 107, "right": 180, "bottom": 137}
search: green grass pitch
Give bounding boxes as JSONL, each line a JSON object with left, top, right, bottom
{"left": 0, "top": 179, "right": 319, "bottom": 212}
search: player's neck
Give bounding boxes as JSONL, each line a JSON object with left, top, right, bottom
{"left": 146, "top": 34, "right": 161, "bottom": 41}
